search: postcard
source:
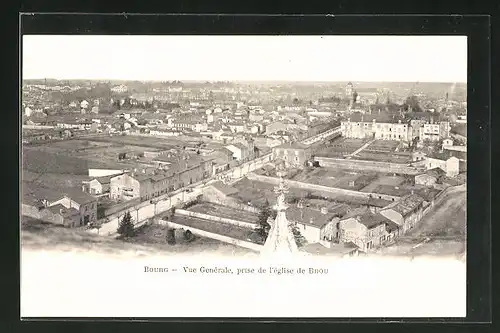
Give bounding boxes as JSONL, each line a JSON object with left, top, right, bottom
{"left": 21, "top": 34, "right": 467, "bottom": 318}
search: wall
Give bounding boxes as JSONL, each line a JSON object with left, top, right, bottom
{"left": 93, "top": 190, "right": 202, "bottom": 237}
{"left": 247, "top": 173, "right": 400, "bottom": 202}
{"left": 175, "top": 209, "right": 257, "bottom": 229}
{"left": 314, "top": 156, "right": 423, "bottom": 175}
{"left": 201, "top": 186, "right": 261, "bottom": 214}
{"left": 295, "top": 222, "right": 321, "bottom": 243}
{"left": 163, "top": 220, "right": 263, "bottom": 252}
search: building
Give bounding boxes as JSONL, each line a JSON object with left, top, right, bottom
{"left": 419, "top": 121, "right": 451, "bottom": 141}
{"left": 225, "top": 143, "right": 249, "bottom": 161}
{"left": 272, "top": 142, "right": 312, "bottom": 168}
{"left": 414, "top": 168, "right": 446, "bottom": 186}
{"left": 82, "top": 174, "right": 119, "bottom": 196}
{"left": 336, "top": 207, "right": 399, "bottom": 252}
{"left": 110, "top": 155, "right": 212, "bottom": 201}
{"left": 80, "top": 100, "right": 89, "bottom": 110}
{"left": 111, "top": 84, "right": 128, "bottom": 93}
{"left": 287, "top": 204, "right": 340, "bottom": 243}
{"left": 341, "top": 118, "right": 411, "bottom": 142}
{"left": 379, "top": 193, "right": 426, "bottom": 234}
{"left": 423, "top": 156, "right": 460, "bottom": 177}
{"left": 32, "top": 189, "right": 98, "bottom": 227}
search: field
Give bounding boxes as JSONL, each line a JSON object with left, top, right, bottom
{"left": 315, "top": 137, "right": 412, "bottom": 163}
{"left": 21, "top": 217, "right": 253, "bottom": 257}
{"left": 186, "top": 202, "right": 259, "bottom": 224}
{"left": 22, "top": 170, "right": 90, "bottom": 189}
{"left": 167, "top": 215, "right": 261, "bottom": 245}
{"left": 229, "top": 178, "right": 306, "bottom": 207}
{"left": 22, "top": 139, "right": 160, "bottom": 176}
{"left": 314, "top": 138, "right": 369, "bottom": 158}
{"left": 86, "top": 135, "right": 208, "bottom": 150}
{"left": 22, "top": 149, "right": 106, "bottom": 175}
{"left": 290, "top": 167, "right": 407, "bottom": 192}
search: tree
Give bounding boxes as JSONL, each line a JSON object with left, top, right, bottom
{"left": 117, "top": 211, "right": 134, "bottom": 238}
{"left": 256, "top": 199, "right": 272, "bottom": 241}
{"left": 291, "top": 224, "right": 307, "bottom": 248}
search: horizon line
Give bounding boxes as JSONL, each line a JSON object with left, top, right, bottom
{"left": 22, "top": 78, "right": 468, "bottom": 84}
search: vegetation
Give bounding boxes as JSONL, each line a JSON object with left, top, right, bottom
{"left": 256, "top": 199, "right": 274, "bottom": 242}
{"left": 117, "top": 211, "right": 135, "bottom": 238}
{"left": 166, "top": 228, "right": 176, "bottom": 245}
{"left": 291, "top": 224, "right": 307, "bottom": 248}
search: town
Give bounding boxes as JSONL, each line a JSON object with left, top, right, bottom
{"left": 21, "top": 79, "right": 467, "bottom": 257}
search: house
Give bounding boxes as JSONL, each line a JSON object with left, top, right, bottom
{"left": 225, "top": 143, "right": 249, "bottom": 161}
{"left": 411, "top": 151, "right": 427, "bottom": 162}
{"left": 287, "top": 204, "right": 340, "bottom": 243}
{"left": 419, "top": 121, "right": 451, "bottom": 141}
{"left": 423, "top": 156, "right": 460, "bottom": 177}
{"left": 336, "top": 207, "right": 400, "bottom": 252}
{"left": 272, "top": 142, "right": 312, "bottom": 168}
{"left": 227, "top": 122, "right": 247, "bottom": 133}
{"left": 442, "top": 138, "right": 454, "bottom": 148}
{"left": 80, "top": 100, "right": 89, "bottom": 110}
{"left": 111, "top": 84, "right": 128, "bottom": 93}
{"left": 23, "top": 183, "right": 98, "bottom": 227}
{"left": 379, "top": 193, "right": 426, "bottom": 234}
{"left": 341, "top": 117, "right": 411, "bottom": 142}
{"left": 414, "top": 168, "right": 446, "bottom": 186}
{"left": 47, "top": 190, "right": 98, "bottom": 226}
{"left": 110, "top": 155, "right": 212, "bottom": 201}
{"left": 82, "top": 174, "right": 119, "bottom": 196}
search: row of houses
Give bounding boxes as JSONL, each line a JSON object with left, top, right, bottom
{"left": 283, "top": 190, "right": 435, "bottom": 253}
{"left": 341, "top": 114, "right": 451, "bottom": 143}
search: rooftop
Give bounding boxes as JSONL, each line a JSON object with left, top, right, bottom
{"left": 287, "top": 206, "right": 338, "bottom": 228}
{"left": 383, "top": 193, "right": 425, "bottom": 217}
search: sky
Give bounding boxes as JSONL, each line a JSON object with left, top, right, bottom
{"left": 22, "top": 35, "right": 467, "bottom": 83}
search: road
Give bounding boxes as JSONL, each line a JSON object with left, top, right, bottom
{"left": 374, "top": 185, "right": 466, "bottom": 257}
{"left": 407, "top": 185, "right": 466, "bottom": 238}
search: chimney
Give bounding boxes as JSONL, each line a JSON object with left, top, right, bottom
{"left": 142, "top": 169, "right": 146, "bottom": 173}
{"left": 411, "top": 190, "right": 414, "bottom": 195}
{"left": 321, "top": 207, "right": 328, "bottom": 215}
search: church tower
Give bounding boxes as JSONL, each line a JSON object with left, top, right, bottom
{"left": 261, "top": 169, "right": 299, "bottom": 256}
{"left": 345, "top": 82, "right": 353, "bottom": 98}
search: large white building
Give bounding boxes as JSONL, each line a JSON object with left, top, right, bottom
{"left": 341, "top": 119, "right": 411, "bottom": 142}
{"left": 419, "top": 121, "right": 451, "bottom": 141}
{"left": 111, "top": 85, "right": 128, "bottom": 94}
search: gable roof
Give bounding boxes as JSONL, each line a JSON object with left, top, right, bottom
{"left": 382, "top": 193, "right": 425, "bottom": 217}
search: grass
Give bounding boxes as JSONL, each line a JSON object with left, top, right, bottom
{"left": 22, "top": 149, "right": 93, "bottom": 175}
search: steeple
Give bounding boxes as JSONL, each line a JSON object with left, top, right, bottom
{"left": 261, "top": 168, "right": 299, "bottom": 256}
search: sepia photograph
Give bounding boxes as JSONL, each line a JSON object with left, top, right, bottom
{"left": 20, "top": 33, "right": 469, "bottom": 318}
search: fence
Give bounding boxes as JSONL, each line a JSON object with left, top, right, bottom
{"left": 246, "top": 173, "right": 401, "bottom": 202}
{"left": 162, "top": 220, "right": 263, "bottom": 252}
{"left": 175, "top": 209, "right": 257, "bottom": 229}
